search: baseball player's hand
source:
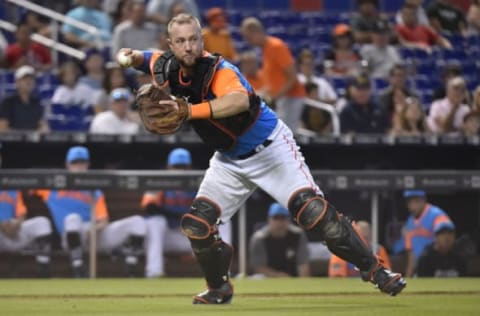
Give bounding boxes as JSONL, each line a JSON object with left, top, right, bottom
{"left": 0, "top": 219, "right": 21, "bottom": 239}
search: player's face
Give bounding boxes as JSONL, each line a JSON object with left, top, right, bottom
{"left": 406, "top": 197, "right": 426, "bottom": 217}
{"left": 268, "top": 215, "right": 290, "bottom": 237}
{"left": 67, "top": 161, "right": 89, "bottom": 172}
{"left": 168, "top": 22, "right": 203, "bottom": 68}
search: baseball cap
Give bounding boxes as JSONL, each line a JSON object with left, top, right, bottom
{"left": 349, "top": 74, "right": 371, "bottom": 89}
{"left": 110, "top": 88, "right": 133, "bottom": 102}
{"left": 14, "top": 65, "right": 35, "bottom": 80}
{"left": 403, "top": 190, "right": 426, "bottom": 198}
{"left": 167, "top": 148, "right": 192, "bottom": 166}
{"left": 372, "top": 20, "right": 389, "bottom": 33}
{"left": 66, "top": 146, "right": 90, "bottom": 163}
{"left": 268, "top": 203, "right": 289, "bottom": 217}
{"left": 333, "top": 23, "right": 351, "bottom": 37}
{"left": 434, "top": 221, "right": 455, "bottom": 234}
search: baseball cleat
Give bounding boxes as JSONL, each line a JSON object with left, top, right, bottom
{"left": 193, "top": 282, "right": 233, "bottom": 304}
{"left": 362, "top": 264, "right": 406, "bottom": 296}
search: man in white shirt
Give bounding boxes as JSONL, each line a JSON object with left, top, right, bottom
{"left": 427, "top": 77, "right": 470, "bottom": 134}
{"left": 89, "top": 88, "right": 139, "bottom": 135}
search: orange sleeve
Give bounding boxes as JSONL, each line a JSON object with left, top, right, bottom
{"left": 377, "top": 245, "right": 391, "bottom": 270}
{"left": 33, "top": 189, "right": 51, "bottom": 202}
{"left": 433, "top": 215, "right": 451, "bottom": 229}
{"left": 94, "top": 194, "right": 108, "bottom": 220}
{"left": 211, "top": 68, "right": 247, "bottom": 97}
{"left": 141, "top": 191, "right": 163, "bottom": 208}
{"left": 328, "top": 255, "right": 348, "bottom": 277}
{"left": 15, "top": 191, "right": 27, "bottom": 218}
{"left": 272, "top": 41, "right": 294, "bottom": 69}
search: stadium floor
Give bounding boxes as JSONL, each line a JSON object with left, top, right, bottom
{"left": 0, "top": 278, "right": 478, "bottom": 316}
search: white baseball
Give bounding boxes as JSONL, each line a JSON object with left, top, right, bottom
{"left": 117, "top": 52, "right": 132, "bottom": 67}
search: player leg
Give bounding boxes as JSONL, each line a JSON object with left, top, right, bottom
{"left": 251, "top": 121, "right": 406, "bottom": 295}
{"left": 97, "top": 215, "right": 147, "bottom": 277}
{"left": 17, "top": 216, "right": 53, "bottom": 277}
{"left": 218, "top": 220, "right": 232, "bottom": 246}
{"left": 64, "top": 213, "right": 87, "bottom": 277}
{"left": 181, "top": 153, "right": 256, "bottom": 304}
{"left": 145, "top": 215, "right": 168, "bottom": 278}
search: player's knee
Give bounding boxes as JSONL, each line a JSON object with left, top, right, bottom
{"left": 288, "top": 189, "right": 332, "bottom": 230}
{"left": 32, "top": 216, "right": 53, "bottom": 236}
{"left": 128, "top": 215, "right": 147, "bottom": 236}
{"left": 180, "top": 198, "right": 220, "bottom": 240}
{"left": 64, "top": 213, "right": 82, "bottom": 231}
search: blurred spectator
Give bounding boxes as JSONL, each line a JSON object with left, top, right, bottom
{"left": 397, "top": 3, "right": 452, "bottom": 53}
{"left": 5, "top": 22, "right": 51, "bottom": 70}
{"left": 396, "top": 0, "right": 430, "bottom": 26}
{"left": 467, "top": 0, "right": 480, "bottom": 35}
{"left": 51, "top": 61, "right": 100, "bottom": 122}
{"left": 417, "top": 222, "right": 466, "bottom": 277}
{"left": 360, "top": 20, "right": 401, "bottom": 79}
{"left": 156, "top": 29, "right": 170, "bottom": 51}
{"left": 324, "top": 24, "right": 363, "bottom": 77}
{"left": 62, "top": 0, "right": 112, "bottom": 49}
{"left": 78, "top": 49, "right": 105, "bottom": 90}
{"left": 427, "top": 76, "right": 470, "bottom": 134}
{"left": 96, "top": 65, "right": 129, "bottom": 111}
{"left": 0, "top": 190, "right": 52, "bottom": 278}
{"left": 111, "top": 1, "right": 158, "bottom": 61}
{"left": 202, "top": 8, "right": 237, "bottom": 63}
{"left": 390, "top": 96, "right": 430, "bottom": 136}
{"left": 297, "top": 49, "right": 337, "bottom": 105}
{"left": 241, "top": 17, "right": 306, "bottom": 132}
{"left": 350, "top": 0, "right": 389, "bottom": 43}
{"left": 22, "top": 12, "right": 51, "bottom": 38}
{"left": 472, "top": 86, "right": 480, "bottom": 112}
{"left": 0, "top": 32, "right": 7, "bottom": 67}
{"left": 239, "top": 51, "right": 266, "bottom": 93}
{"left": 427, "top": 0, "right": 467, "bottom": 35}
{"left": 301, "top": 82, "right": 333, "bottom": 134}
{"left": 249, "top": 203, "right": 310, "bottom": 277}
{"left": 402, "top": 190, "right": 455, "bottom": 277}
{"left": 89, "top": 88, "right": 139, "bottom": 135}
{"left": 432, "top": 64, "right": 462, "bottom": 101}
{"left": 147, "top": 0, "right": 199, "bottom": 24}
{"left": 329, "top": 221, "right": 391, "bottom": 277}
{"left": 0, "top": 66, "right": 47, "bottom": 132}
{"left": 141, "top": 148, "right": 231, "bottom": 277}
{"left": 110, "top": 0, "right": 133, "bottom": 26}
{"left": 462, "top": 111, "right": 480, "bottom": 136}
{"left": 33, "top": 146, "right": 147, "bottom": 278}
{"left": 378, "top": 64, "right": 416, "bottom": 121}
{"left": 339, "top": 74, "right": 390, "bottom": 134}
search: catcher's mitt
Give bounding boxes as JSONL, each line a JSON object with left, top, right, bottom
{"left": 136, "top": 83, "right": 189, "bottom": 134}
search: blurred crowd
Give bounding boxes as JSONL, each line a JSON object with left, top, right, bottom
{"left": 0, "top": 0, "right": 479, "bottom": 137}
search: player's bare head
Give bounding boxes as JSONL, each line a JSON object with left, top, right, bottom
{"left": 240, "top": 17, "right": 265, "bottom": 46}
{"left": 167, "top": 13, "right": 203, "bottom": 67}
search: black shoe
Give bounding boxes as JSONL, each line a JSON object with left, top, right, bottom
{"left": 193, "top": 282, "right": 233, "bottom": 304}
{"left": 361, "top": 264, "right": 406, "bottom": 296}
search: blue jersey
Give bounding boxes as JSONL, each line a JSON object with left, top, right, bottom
{"left": 138, "top": 51, "right": 278, "bottom": 157}
{"left": 141, "top": 190, "right": 195, "bottom": 228}
{"left": 0, "top": 191, "right": 26, "bottom": 222}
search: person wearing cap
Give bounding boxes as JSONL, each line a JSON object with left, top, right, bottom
{"left": 350, "top": 0, "right": 390, "bottom": 43}
{"left": 0, "top": 65, "right": 47, "bottom": 132}
{"left": 33, "top": 146, "right": 147, "bottom": 277}
{"left": 248, "top": 203, "right": 310, "bottom": 277}
{"left": 402, "top": 190, "right": 454, "bottom": 277}
{"left": 416, "top": 221, "right": 466, "bottom": 277}
{"left": 427, "top": 76, "right": 471, "bottom": 134}
{"left": 360, "top": 20, "right": 401, "bottom": 79}
{"left": 339, "top": 73, "right": 390, "bottom": 134}
{"left": 141, "top": 148, "right": 232, "bottom": 278}
{"left": 89, "top": 88, "right": 140, "bottom": 135}
{"left": 5, "top": 21, "right": 51, "bottom": 70}
{"left": 202, "top": 7, "right": 237, "bottom": 63}
{"left": 324, "top": 24, "right": 363, "bottom": 77}
{"left": 396, "top": 3, "right": 452, "bottom": 53}
{"left": 329, "top": 221, "right": 391, "bottom": 277}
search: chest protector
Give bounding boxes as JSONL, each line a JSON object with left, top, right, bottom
{"left": 152, "top": 51, "right": 261, "bottom": 151}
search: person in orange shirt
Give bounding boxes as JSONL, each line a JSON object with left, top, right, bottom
{"left": 202, "top": 7, "right": 237, "bottom": 63}
{"left": 34, "top": 146, "right": 147, "bottom": 277}
{"left": 329, "top": 221, "right": 391, "bottom": 277}
{"left": 241, "top": 17, "right": 306, "bottom": 132}
{"left": 239, "top": 51, "right": 266, "bottom": 94}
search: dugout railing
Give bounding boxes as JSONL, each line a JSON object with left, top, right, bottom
{"left": 1, "top": 169, "right": 479, "bottom": 278}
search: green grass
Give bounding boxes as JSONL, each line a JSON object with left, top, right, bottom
{"left": 0, "top": 278, "right": 478, "bottom": 316}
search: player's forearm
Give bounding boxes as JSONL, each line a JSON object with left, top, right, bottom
{"left": 189, "top": 92, "right": 249, "bottom": 120}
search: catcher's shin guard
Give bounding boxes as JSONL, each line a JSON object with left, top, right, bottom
{"left": 181, "top": 198, "right": 233, "bottom": 289}
{"left": 288, "top": 189, "right": 377, "bottom": 271}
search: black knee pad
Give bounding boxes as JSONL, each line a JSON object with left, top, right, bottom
{"left": 181, "top": 198, "right": 220, "bottom": 240}
{"left": 288, "top": 189, "right": 331, "bottom": 230}
{"left": 66, "top": 232, "right": 81, "bottom": 249}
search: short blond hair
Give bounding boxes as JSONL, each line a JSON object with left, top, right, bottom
{"left": 167, "top": 13, "right": 202, "bottom": 36}
{"left": 240, "top": 17, "right": 264, "bottom": 33}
